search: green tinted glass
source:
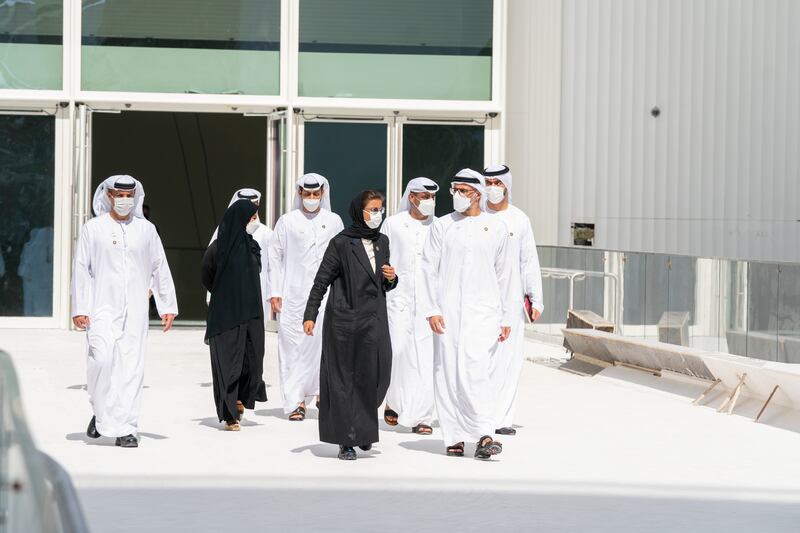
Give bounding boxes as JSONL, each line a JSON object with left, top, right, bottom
{"left": 0, "top": 0, "right": 62, "bottom": 90}
{"left": 402, "top": 124, "right": 484, "bottom": 216}
{"left": 81, "top": 0, "right": 280, "bottom": 94}
{"left": 0, "top": 115, "right": 55, "bottom": 316}
{"left": 299, "top": 0, "right": 492, "bottom": 100}
{"left": 303, "top": 122, "right": 387, "bottom": 221}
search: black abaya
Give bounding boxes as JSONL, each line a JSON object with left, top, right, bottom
{"left": 304, "top": 193, "right": 398, "bottom": 447}
{"left": 201, "top": 200, "right": 267, "bottom": 423}
{"left": 209, "top": 317, "right": 267, "bottom": 423}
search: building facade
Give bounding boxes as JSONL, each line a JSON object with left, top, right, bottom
{"left": 2, "top": 0, "right": 798, "bottom": 338}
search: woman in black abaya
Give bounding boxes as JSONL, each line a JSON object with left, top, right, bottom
{"left": 202, "top": 199, "right": 267, "bottom": 431}
{"left": 303, "top": 190, "right": 398, "bottom": 460}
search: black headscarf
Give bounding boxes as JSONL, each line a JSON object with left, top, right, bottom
{"left": 206, "top": 199, "right": 262, "bottom": 339}
{"left": 341, "top": 190, "right": 382, "bottom": 241}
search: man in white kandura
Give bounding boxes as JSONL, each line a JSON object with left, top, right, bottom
{"left": 420, "top": 168, "right": 514, "bottom": 460}
{"left": 381, "top": 177, "right": 440, "bottom": 435}
{"left": 268, "top": 173, "right": 344, "bottom": 421}
{"left": 483, "top": 164, "right": 544, "bottom": 436}
{"left": 71, "top": 175, "right": 178, "bottom": 448}
{"left": 208, "top": 188, "right": 273, "bottom": 314}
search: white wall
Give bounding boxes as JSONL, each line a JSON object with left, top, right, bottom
{"left": 505, "top": 0, "right": 563, "bottom": 246}
{"left": 507, "top": 0, "right": 800, "bottom": 263}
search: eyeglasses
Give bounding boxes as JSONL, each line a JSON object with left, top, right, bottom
{"left": 363, "top": 207, "right": 385, "bottom": 215}
{"left": 449, "top": 187, "right": 475, "bottom": 197}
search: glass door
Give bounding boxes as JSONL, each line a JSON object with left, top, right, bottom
{"left": 299, "top": 117, "right": 390, "bottom": 223}
{"left": 399, "top": 121, "right": 485, "bottom": 216}
{"left": 0, "top": 111, "right": 59, "bottom": 321}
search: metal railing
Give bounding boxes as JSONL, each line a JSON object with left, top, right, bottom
{"left": 533, "top": 246, "right": 800, "bottom": 364}
{"left": 0, "top": 351, "right": 90, "bottom": 533}
{"left": 541, "top": 267, "right": 620, "bottom": 330}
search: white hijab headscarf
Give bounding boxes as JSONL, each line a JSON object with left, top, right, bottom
{"left": 399, "top": 177, "right": 440, "bottom": 216}
{"left": 293, "top": 173, "right": 332, "bottom": 211}
{"left": 483, "top": 164, "right": 513, "bottom": 202}
{"left": 451, "top": 168, "right": 487, "bottom": 211}
{"left": 92, "top": 175, "right": 145, "bottom": 218}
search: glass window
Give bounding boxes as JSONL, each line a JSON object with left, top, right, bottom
{"left": 303, "top": 122, "right": 387, "bottom": 221}
{"left": 0, "top": 115, "right": 55, "bottom": 317}
{"left": 299, "top": 0, "right": 493, "bottom": 100}
{"left": 623, "top": 254, "right": 697, "bottom": 329}
{"left": 82, "top": 0, "right": 280, "bottom": 94}
{"left": 0, "top": 0, "right": 62, "bottom": 90}
{"left": 401, "top": 124, "right": 484, "bottom": 216}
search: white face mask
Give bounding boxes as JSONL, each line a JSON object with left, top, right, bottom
{"left": 245, "top": 219, "right": 259, "bottom": 235}
{"left": 113, "top": 196, "right": 135, "bottom": 217}
{"left": 302, "top": 198, "right": 321, "bottom": 212}
{"left": 486, "top": 185, "right": 506, "bottom": 204}
{"left": 452, "top": 191, "right": 472, "bottom": 213}
{"left": 364, "top": 211, "right": 383, "bottom": 229}
{"left": 416, "top": 198, "right": 436, "bottom": 217}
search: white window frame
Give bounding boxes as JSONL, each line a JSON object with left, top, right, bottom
{"left": 0, "top": 0, "right": 508, "bottom": 328}
{"left": 0, "top": 103, "right": 73, "bottom": 328}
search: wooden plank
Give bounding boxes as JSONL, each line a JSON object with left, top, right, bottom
{"left": 692, "top": 378, "right": 722, "bottom": 406}
{"left": 613, "top": 360, "right": 661, "bottom": 377}
{"left": 754, "top": 385, "right": 780, "bottom": 423}
{"left": 718, "top": 373, "right": 747, "bottom": 414}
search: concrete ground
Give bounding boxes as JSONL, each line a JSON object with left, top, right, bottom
{"left": 3, "top": 328, "right": 800, "bottom": 532}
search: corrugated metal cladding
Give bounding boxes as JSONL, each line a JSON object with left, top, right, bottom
{"left": 558, "top": 0, "right": 800, "bottom": 263}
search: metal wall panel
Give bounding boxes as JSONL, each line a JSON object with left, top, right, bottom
{"left": 558, "top": 0, "right": 800, "bottom": 262}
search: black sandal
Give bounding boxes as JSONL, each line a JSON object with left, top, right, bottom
{"left": 289, "top": 406, "right": 306, "bottom": 421}
{"left": 412, "top": 424, "right": 433, "bottom": 435}
{"left": 383, "top": 409, "right": 399, "bottom": 426}
{"left": 446, "top": 442, "right": 464, "bottom": 457}
{"left": 475, "top": 435, "right": 502, "bottom": 460}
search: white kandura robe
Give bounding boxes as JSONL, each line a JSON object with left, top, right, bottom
{"left": 268, "top": 208, "right": 343, "bottom": 412}
{"left": 208, "top": 221, "right": 273, "bottom": 312}
{"left": 381, "top": 210, "right": 436, "bottom": 427}
{"left": 420, "top": 212, "right": 514, "bottom": 446}
{"left": 486, "top": 204, "right": 544, "bottom": 429}
{"left": 71, "top": 214, "right": 178, "bottom": 437}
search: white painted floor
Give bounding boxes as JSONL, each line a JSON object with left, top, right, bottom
{"left": 4, "top": 328, "right": 800, "bottom": 532}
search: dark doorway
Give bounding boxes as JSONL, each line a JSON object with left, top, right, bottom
{"left": 91, "top": 111, "right": 268, "bottom": 322}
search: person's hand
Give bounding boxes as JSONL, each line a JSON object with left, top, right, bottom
{"left": 162, "top": 314, "right": 175, "bottom": 332}
{"left": 530, "top": 308, "right": 541, "bottom": 322}
{"left": 303, "top": 320, "right": 315, "bottom": 335}
{"left": 429, "top": 316, "right": 445, "bottom": 334}
{"left": 72, "top": 315, "right": 90, "bottom": 330}
{"left": 381, "top": 264, "right": 396, "bottom": 281}
{"left": 271, "top": 297, "right": 283, "bottom": 314}
{"left": 498, "top": 326, "right": 511, "bottom": 343}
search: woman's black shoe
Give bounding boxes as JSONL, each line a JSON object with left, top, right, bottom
{"left": 115, "top": 435, "right": 139, "bottom": 448}
{"left": 86, "top": 416, "right": 101, "bottom": 439}
{"left": 338, "top": 446, "right": 357, "bottom": 460}
{"left": 358, "top": 443, "right": 372, "bottom": 451}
